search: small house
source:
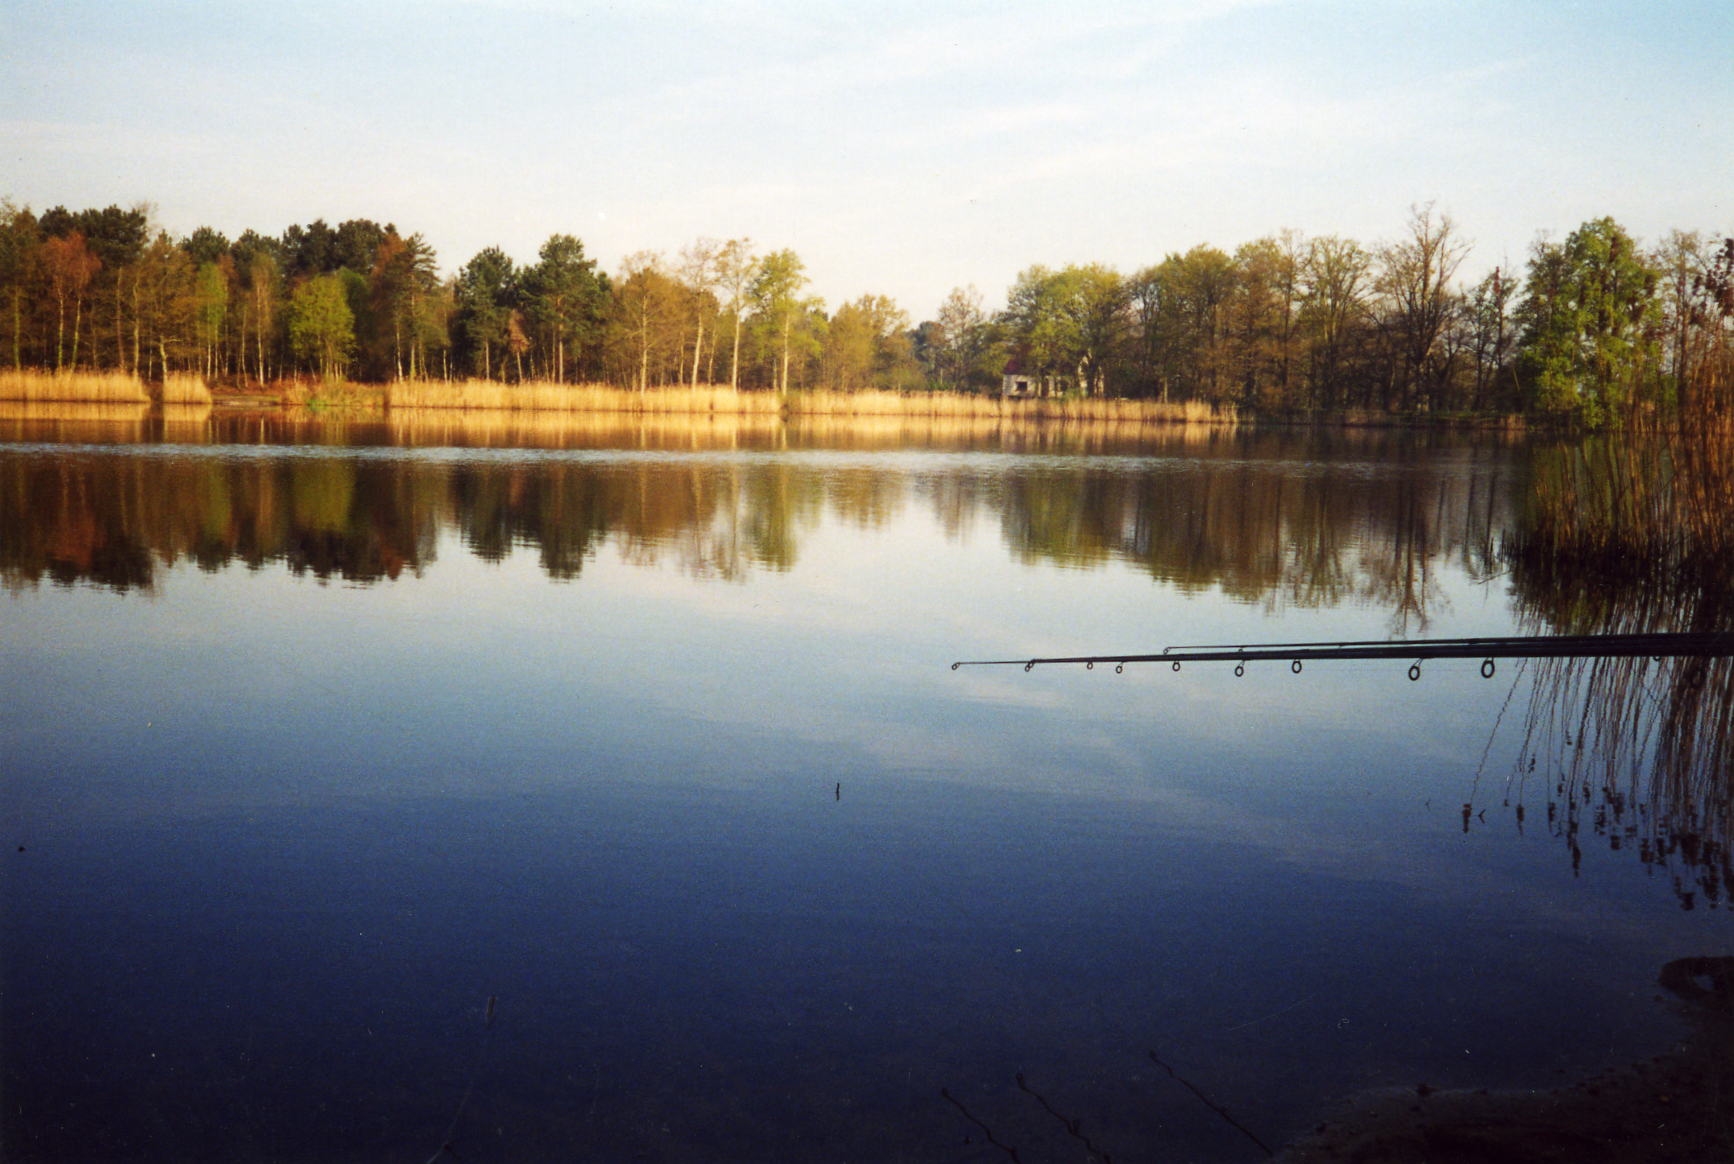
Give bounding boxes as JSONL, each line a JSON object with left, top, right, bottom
{"left": 1001, "top": 357, "right": 1060, "bottom": 399}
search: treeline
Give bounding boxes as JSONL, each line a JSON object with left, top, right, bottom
{"left": 2, "top": 198, "right": 1730, "bottom": 422}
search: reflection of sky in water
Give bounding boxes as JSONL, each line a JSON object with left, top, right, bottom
{"left": 3, "top": 444, "right": 1728, "bottom": 1162}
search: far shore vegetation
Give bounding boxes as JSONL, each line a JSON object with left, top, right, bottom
{"left": 2, "top": 198, "right": 1731, "bottom": 428}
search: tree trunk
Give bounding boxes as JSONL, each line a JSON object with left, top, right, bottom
{"left": 730, "top": 314, "right": 743, "bottom": 391}
{"left": 778, "top": 313, "right": 791, "bottom": 395}
{"left": 132, "top": 281, "right": 143, "bottom": 377}
{"left": 683, "top": 315, "right": 697, "bottom": 388}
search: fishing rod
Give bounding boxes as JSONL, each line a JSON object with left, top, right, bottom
{"left": 951, "top": 631, "right": 1734, "bottom": 680}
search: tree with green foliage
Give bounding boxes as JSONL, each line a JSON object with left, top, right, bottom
{"left": 132, "top": 231, "right": 195, "bottom": 376}
{"left": 288, "top": 272, "right": 355, "bottom": 379}
{"left": 523, "top": 234, "right": 607, "bottom": 383}
{"left": 929, "top": 285, "right": 1000, "bottom": 393}
{"left": 821, "top": 294, "right": 915, "bottom": 391}
{"left": 676, "top": 238, "right": 723, "bottom": 387}
{"left": 337, "top": 268, "right": 373, "bottom": 376}
{"left": 182, "top": 227, "right": 230, "bottom": 267}
{"left": 365, "top": 231, "right": 437, "bottom": 379}
{"left": 231, "top": 232, "right": 283, "bottom": 383}
{"left": 1228, "top": 235, "right": 1301, "bottom": 407}
{"left": 192, "top": 260, "right": 229, "bottom": 376}
{"left": 609, "top": 251, "right": 686, "bottom": 391}
{"left": 0, "top": 200, "right": 40, "bottom": 370}
{"left": 1003, "top": 264, "right": 1128, "bottom": 396}
{"left": 454, "top": 247, "right": 518, "bottom": 379}
{"left": 334, "top": 219, "right": 389, "bottom": 275}
{"left": 714, "top": 238, "right": 757, "bottom": 390}
{"left": 281, "top": 220, "right": 340, "bottom": 279}
{"left": 40, "top": 203, "right": 149, "bottom": 372}
{"left": 1132, "top": 247, "right": 1236, "bottom": 403}
{"left": 1516, "top": 217, "right": 1662, "bottom": 422}
{"left": 750, "top": 249, "right": 820, "bottom": 395}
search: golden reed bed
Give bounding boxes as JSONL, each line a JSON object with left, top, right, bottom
{"left": 385, "top": 380, "right": 1236, "bottom": 424}
{"left": 0, "top": 370, "right": 211, "bottom": 405}
{"left": 384, "top": 407, "right": 1241, "bottom": 453}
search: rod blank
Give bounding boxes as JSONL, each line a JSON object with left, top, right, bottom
{"left": 950, "top": 631, "right": 1734, "bottom": 672}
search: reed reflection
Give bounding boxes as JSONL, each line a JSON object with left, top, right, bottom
{"left": 1496, "top": 428, "right": 1734, "bottom": 908}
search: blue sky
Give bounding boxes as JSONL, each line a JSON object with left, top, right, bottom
{"left": 3, "top": 0, "right": 1729, "bottom": 318}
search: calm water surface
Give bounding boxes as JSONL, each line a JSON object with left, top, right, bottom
{"left": 2, "top": 416, "right": 1727, "bottom": 1161}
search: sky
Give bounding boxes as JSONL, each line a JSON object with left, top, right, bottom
{"left": 3, "top": 0, "right": 1730, "bottom": 319}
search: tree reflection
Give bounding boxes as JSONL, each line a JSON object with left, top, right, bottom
{"left": 999, "top": 432, "right": 1511, "bottom": 628}
{"left": 2, "top": 431, "right": 1517, "bottom": 608}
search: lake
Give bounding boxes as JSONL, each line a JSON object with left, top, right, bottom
{"left": 2, "top": 411, "right": 1728, "bottom": 1162}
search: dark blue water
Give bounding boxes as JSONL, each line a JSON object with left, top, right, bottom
{"left": 2, "top": 431, "right": 1726, "bottom": 1161}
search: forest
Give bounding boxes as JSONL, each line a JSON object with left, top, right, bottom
{"left": 1, "top": 198, "right": 1730, "bottom": 424}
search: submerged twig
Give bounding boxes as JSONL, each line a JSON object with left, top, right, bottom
{"left": 1016, "top": 1071, "right": 1115, "bottom": 1162}
{"left": 940, "top": 1087, "right": 1023, "bottom": 1161}
{"left": 1147, "top": 1050, "right": 1273, "bottom": 1158}
{"left": 427, "top": 995, "right": 499, "bottom": 1164}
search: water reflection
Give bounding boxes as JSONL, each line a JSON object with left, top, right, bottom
{"left": 1, "top": 431, "right": 1515, "bottom": 619}
{"left": 1490, "top": 431, "right": 1734, "bottom": 909}
{"left": 5, "top": 420, "right": 1732, "bottom": 1160}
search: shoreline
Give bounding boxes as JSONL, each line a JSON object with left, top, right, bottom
{"left": 1, "top": 387, "right": 1544, "bottom": 434}
{"left": 1278, "top": 957, "right": 1734, "bottom": 1163}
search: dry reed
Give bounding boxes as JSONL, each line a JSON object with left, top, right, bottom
{"left": 159, "top": 373, "right": 213, "bottom": 405}
{"left": 388, "top": 379, "right": 784, "bottom": 414}
{"left": 0, "top": 370, "right": 151, "bottom": 403}
{"left": 385, "top": 379, "right": 1238, "bottom": 425}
